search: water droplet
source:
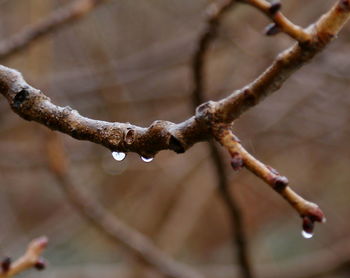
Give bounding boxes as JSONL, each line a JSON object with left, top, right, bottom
{"left": 112, "top": 152, "right": 126, "bottom": 161}
{"left": 301, "top": 230, "right": 313, "bottom": 239}
{"left": 141, "top": 156, "right": 153, "bottom": 163}
{"left": 322, "top": 217, "right": 327, "bottom": 223}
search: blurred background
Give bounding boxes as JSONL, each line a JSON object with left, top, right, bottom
{"left": 0, "top": 0, "right": 349, "bottom": 277}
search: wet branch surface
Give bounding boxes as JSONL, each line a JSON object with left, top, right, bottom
{"left": 0, "top": 0, "right": 350, "bottom": 276}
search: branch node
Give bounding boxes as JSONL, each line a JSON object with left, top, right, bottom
{"left": 169, "top": 135, "right": 185, "bottom": 154}
{"left": 268, "top": 2, "right": 282, "bottom": 15}
{"left": 13, "top": 89, "right": 29, "bottom": 108}
{"left": 125, "top": 128, "right": 135, "bottom": 145}
{"left": 264, "top": 23, "right": 281, "bottom": 36}
{"left": 230, "top": 152, "right": 244, "bottom": 171}
{"left": 272, "top": 175, "right": 289, "bottom": 192}
{"left": 339, "top": 0, "right": 350, "bottom": 11}
{"left": 1, "top": 257, "right": 11, "bottom": 273}
{"left": 34, "top": 258, "right": 46, "bottom": 271}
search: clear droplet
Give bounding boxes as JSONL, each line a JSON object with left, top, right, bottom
{"left": 141, "top": 156, "right": 153, "bottom": 163}
{"left": 322, "top": 217, "right": 327, "bottom": 223}
{"left": 112, "top": 152, "right": 126, "bottom": 161}
{"left": 301, "top": 230, "right": 313, "bottom": 239}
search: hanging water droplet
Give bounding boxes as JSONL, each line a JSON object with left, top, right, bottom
{"left": 301, "top": 230, "right": 313, "bottom": 239}
{"left": 141, "top": 156, "right": 153, "bottom": 163}
{"left": 112, "top": 152, "right": 126, "bottom": 161}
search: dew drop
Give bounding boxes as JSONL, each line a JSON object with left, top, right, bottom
{"left": 112, "top": 152, "right": 126, "bottom": 161}
{"left": 301, "top": 230, "right": 313, "bottom": 239}
{"left": 141, "top": 156, "right": 153, "bottom": 163}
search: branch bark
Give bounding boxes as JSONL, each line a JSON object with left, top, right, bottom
{"left": 0, "top": 237, "right": 48, "bottom": 278}
{"left": 0, "top": 0, "right": 349, "bottom": 245}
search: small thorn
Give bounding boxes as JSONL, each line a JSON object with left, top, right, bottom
{"left": 268, "top": 2, "right": 282, "bottom": 15}
{"left": 265, "top": 23, "right": 281, "bottom": 36}
{"left": 1, "top": 257, "right": 11, "bottom": 273}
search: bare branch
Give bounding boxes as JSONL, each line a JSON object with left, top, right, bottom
{"left": 0, "top": 0, "right": 109, "bottom": 61}
{"left": 46, "top": 134, "right": 204, "bottom": 278}
{"left": 0, "top": 0, "right": 349, "bottom": 238}
{"left": 191, "top": 1, "right": 254, "bottom": 278}
{"left": 0, "top": 237, "right": 48, "bottom": 278}
{"left": 0, "top": 1, "right": 347, "bottom": 157}
{"left": 244, "top": 0, "right": 311, "bottom": 41}
{"left": 216, "top": 128, "right": 326, "bottom": 234}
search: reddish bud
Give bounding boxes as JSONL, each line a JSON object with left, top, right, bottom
{"left": 265, "top": 23, "right": 281, "bottom": 36}
{"left": 269, "top": 2, "right": 282, "bottom": 15}
{"left": 34, "top": 258, "right": 46, "bottom": 271}
{"left": 1, "top": 257, "right": 11, "bottom": 273}
{"left": 230, "top": 153, "right": 244, "bottom": 171}
{"left": 306, "top": 203, "right": 326, "bottom": 223}
{"left": 302, "top": 216, "right": 314, "bottom": 234}
{"left": 273, "top": 176, "right": 289, "bottom": 191}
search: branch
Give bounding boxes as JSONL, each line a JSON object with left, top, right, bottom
{"left": 191, "top": 1, "right": 254, "bottom": 278}
{"left": 46, "top": 134, "right": 204, "bottom": 278}
{"left": 0, "top": 237, "right": 48, "bottom": 278}
{"left": 244, "top": 0, "right": 310, "bottom": 41}
{"left": 0, "top": 2, "right": 348, "bottom": 157}
{"left": 0, "top": 0, "right": 349, "bottom": 234}
{"left": 216, "top": 128, "right": 326, "bottom": 234}
{"left": 0, "top": 0, "right": 109, "bottom": 61}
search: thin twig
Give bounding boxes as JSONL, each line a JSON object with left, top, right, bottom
{"left": 244, "top": 0, "right": 311, "bottom": 41}
{"left": 0, "top": 0, "right": 109, "bottom": 61}
{"left": 216, "top": 128, "right": 326, "bottom": 233}
{"left": 0, "top": 237, "right": 48, "bottom": 278}
{"left": 191, "top": 1, "right": 254, "bottom": 278}
{"left": 45, "top": 134, "right": 204, "bottom": 278}
{"left": 0, "top": 0, "right": 349, "bottom": 237}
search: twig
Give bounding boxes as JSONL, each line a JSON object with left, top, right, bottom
{"left": 216, "top": 128, "right": 326, "bottom": 234}
{"left": 45, "top": 134, "right": 204, "bottom": 278}
{"left": 244, "top": 0, "right": 311, "bottom": 41}
{"left": 0, "top": 0, "right": 349, "bottom": 235}
{"left": 0, "top": 0, "right": 109, "bottom": 61}
{"left": 191, "top": 1, "right": 254, "bottom": 278}
{"left": 0, "top": 237, "right": 48, "bottom": 278}
{"left": 0, "top": 2, "right": 348, "bottom": 156}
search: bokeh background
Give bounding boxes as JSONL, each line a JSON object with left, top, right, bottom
{"left": 0, "top": 0, "right": 349, "bottom": 277}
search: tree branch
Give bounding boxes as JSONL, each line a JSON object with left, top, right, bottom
{"left": 216, "top": 128, "right": 325, "bottom": 234}
{"left": 244, "top": 0, "right": 311, "bottom": 40}
{"left": 0, "top": 237, "right": 48, "bottom": 278}
{"left": 0, "top": 0, "right": 109, "bottom": 61}
{"left": 191, "top": 1, "right": 254, "bottom": 278}
{"left": 1, "top": 0, "right": 349, "bottom": 235}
